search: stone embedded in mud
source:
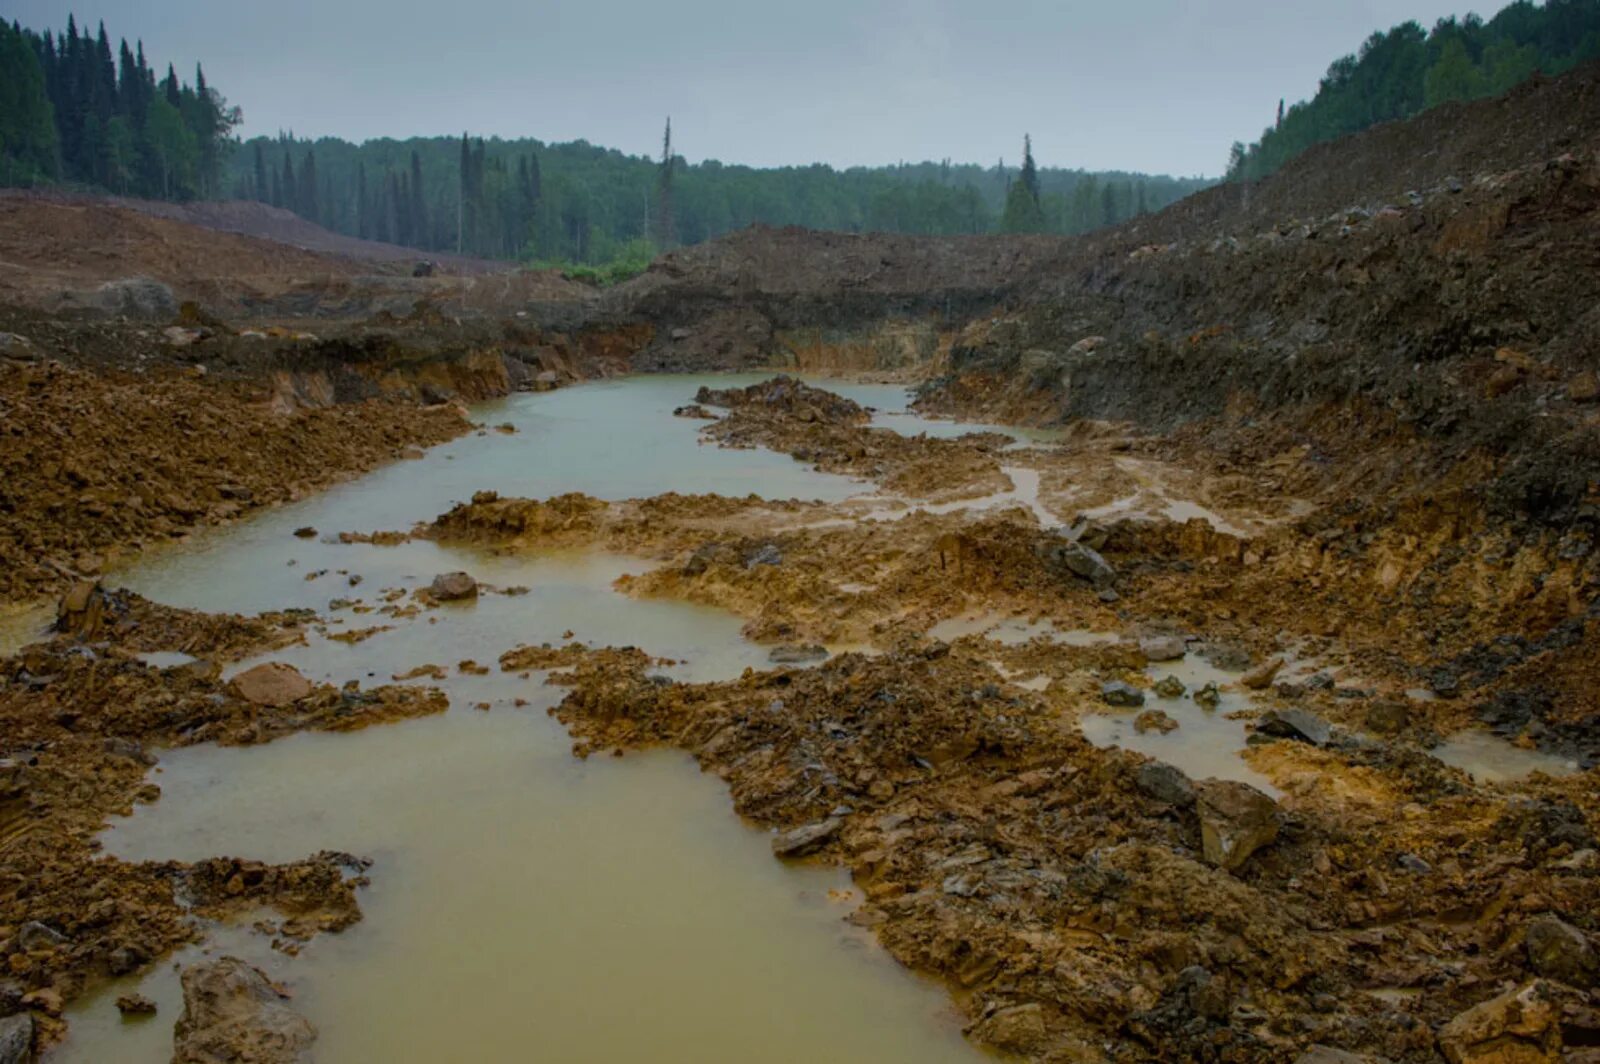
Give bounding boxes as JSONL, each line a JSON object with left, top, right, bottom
{"left": 1241, "top": 657, "right": 1284, "bottom": 690}
{"left": 1294, "top": 1046, "right": 1376, "bottom": 1064}
{"left": 1524, "top": 914, "right": 1597, "bottom": 988}
{"left": 768, "top": 644, "right": 828, "bottom": 665}
{"left": 173, "top": 956, "right": 315, "bottom": 1064}
{"left": 429, "top": 571, "right": 479, "bottom": 601}
{"left": 1193, "top": 682, "right": 1221, "bottom": 709}
{"left": 770, "top": 817, "right": 843, "bottom": 858}
{"left": 1136, "top": 761, "right": 1196, "bottom": 807}
{"left": 1134, "top": 709, "right": 1179, "bottom": 734}
{"left": 1153, "top": 675, "right": 1186, "bottom": 699}
{"left": 17, "top": 921, "right": 69, "bottom": 951}
{"left": 1055, "top": 540, "right": 1117, "bottom": 588}
{"left": 1437, "top": 980, "right": 1562, "bottom": 1064}
{"left": 1568, "top": 371, "right": 1599, "bottom": 402}
{"left": 1196, "top": 780, "right": 1279, "bottom": 872}
{"left": 116, "top": 993, "right": 157, "bottom": 1016}
{"left": 55, "top": 579, "right": 109, "bottom": 638}
{"left": 1140, "top": 635, "right": 1188, "bottom": 661}
{"left": 973, "top": 1003, "right": 1048, "bottom": 1052}
{"left": 229, "top": 662, "right": 314, "bottom": 708}
{"left": 0, "top": 1013, "right": 33, "bottom": 1064}
{"left": 1257, "top": 708, "right": 1333, "bottom": 747}
{"left": 292, "top": 526, "right": 317, "bottom": 539}
{"left": 1101, "top": 681, "right": 1145, "bottom": 707}
{"left": 673, "top": 403, "right": 716, "bottom": 419}
{"left": 1365, "top": 700, "right": 1410, "bottom": 735}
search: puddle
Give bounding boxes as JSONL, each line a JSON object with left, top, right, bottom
{"left": 135, "top": 651, "right": 198, "bottom": 670}
{"left": 54, "top": 375, "right": 989, "bottom": 1062}
{"left": 797, "top": 378, "right": 1062, "bottom": 445}
{"left": 1078, "top": 653, "right": 1280, "bottom": 796}
{"left": 1433, "top": 730, "right": 1581, "bottom": 784}
{"left": 0, "top": 602, "right": 51, "bottom": 656}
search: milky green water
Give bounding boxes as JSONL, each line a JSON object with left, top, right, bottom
{"left": 50, "top": 376, "right": 985, "bottom": 1063}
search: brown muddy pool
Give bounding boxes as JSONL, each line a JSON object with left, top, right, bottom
{"left": 50, "top": 376, "right": 987, "bottom": 1062}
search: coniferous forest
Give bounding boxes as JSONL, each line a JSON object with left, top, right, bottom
{"left": 1226, "top": 0, "right": 1600, "bottom": 181}
{"left": 3, "top": 1, "right": 1598, "bottom": 267}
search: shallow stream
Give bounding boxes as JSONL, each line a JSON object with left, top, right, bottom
{"left": 51, "top": 376, "right": 986, "bottom": 1062}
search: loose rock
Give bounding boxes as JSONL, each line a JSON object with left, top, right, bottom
{"left": 229, "top": 662, "right": 314, "bottom": 707}
{"left": 1196, "top": 780, "right": 1279, "bottom": 872}
{"left": 173, "top": 957, "right": 316, "bottom": 1064}
{"left": 429, "top": 572, "right": 479, "bottom": 601}
{"left": 1101, "top": 681, "right": 1146, "bottom": 707}
{"left": 771, "top": 817, "right": 843, "bottom": 858}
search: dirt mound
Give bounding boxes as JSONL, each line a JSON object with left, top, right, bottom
{"left": 0, "top": 192, "right": 592, "bottom": 320}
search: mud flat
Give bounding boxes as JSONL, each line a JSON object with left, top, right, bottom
{"left": 4, "top": 371, "right": 1592, "bottom": 1063}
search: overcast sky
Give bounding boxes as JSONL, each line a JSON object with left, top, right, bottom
{"left": 13, "top": 0, "right": 1480, "bottom": 176}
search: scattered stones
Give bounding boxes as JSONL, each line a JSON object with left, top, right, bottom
{"left": 1437, "top": 981, "right": 1561, "bottom": 1064}
{"left": 1140, "top": 634, "right": 1187, "bottom": 661}
{"left": 116, "top": 993, "right": 158, "bottom": 1016}
{"left": 770, "top": 817, "right": 843, "bottom": 858}
{"left": 229, "top": 662, "right": 314, "bottom": 707}
{"left": 173, "top": 957, "right": 316, "bottom": 1064}
{"left": 1101, "top": 681, "right": 1146, "bottom": 707}
{"left": 1524, "top": 914, "right": 1597, "bottom": 988}
{"left": 1196, "top": 781, "right": 1279, "bottom": 872}
{"left": 1240, "top": 657, "right": 1284, "bottom": 690}
{"left": 1135, "top": 761, "right": 1196, "bottom": 806}
{"left": 1133, "top": 709, "right": 1179, "bottom": 734}
{"left": 1153, "top": 675, "right": 1186, "bottom": 698}
{"left": 428, "top": 572, "right": 479, "bottom": 601}
{"left": 1256, "top": 708, "right": 1333, "bottom": 746}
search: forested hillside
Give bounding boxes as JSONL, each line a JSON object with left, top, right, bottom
{"left": 0, "top": 17, "right": 237, "bottom": 198}
{"left": 1227, "top": 0, "right": 1600, "bottom": 180}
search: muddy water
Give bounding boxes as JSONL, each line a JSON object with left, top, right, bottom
{"left": 1078, "top": 653, "right": 1282, "bottom": 796}
{"left": 53, "top": 376, "right": 984, "bottom": 1062}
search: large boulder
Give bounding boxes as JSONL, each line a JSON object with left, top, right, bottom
{"left": 1196, "top": 780, "right": 1279, "bottom": 872}
{"left": 229, "top": 663, "right": 314, "bottom": 708}
{"left": 1437, "top": 981, "right": 1562, "bottom": 1064}
{"left": 173, "top": 957, "right": 315, "bottom": 1064}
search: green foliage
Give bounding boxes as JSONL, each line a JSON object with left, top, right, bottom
{"left": 0, "top": 21, "right": 58, "bottom": 184}
{"left": 0, "top": 15, "right": 238, "bottom": 198}
{"left": 1229, "top": 0, "right": 1600, "bottom": 182}
{"left": 226, "top": 134, "right": 1208, "bottom": 265}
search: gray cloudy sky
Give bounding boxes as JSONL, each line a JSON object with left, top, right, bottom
{"left": 13, "top": 0, "right": 1477, "bottom": 176}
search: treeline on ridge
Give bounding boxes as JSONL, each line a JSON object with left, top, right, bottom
{"left": 1228, "top": 0, "right": 1600, "bottom": 181}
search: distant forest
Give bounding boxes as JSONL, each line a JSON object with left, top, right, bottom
{"left": 1228, "top": 0, "right": 1600, "bottom": 181}
{"left": 4, "top": 2, "right": 1597, "bottom": 266}
{"left": 222, "top": 131, "right": 1208, "bottom": 266}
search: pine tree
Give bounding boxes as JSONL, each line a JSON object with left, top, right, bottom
{"left": 409, "top": 151, "right": 428, "bottom": 249}
{"left": 655, "top": 117, "right": 676, "bottom": 248}
{"left": 253, "top": 140, "right": 267, "bottom": 202}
